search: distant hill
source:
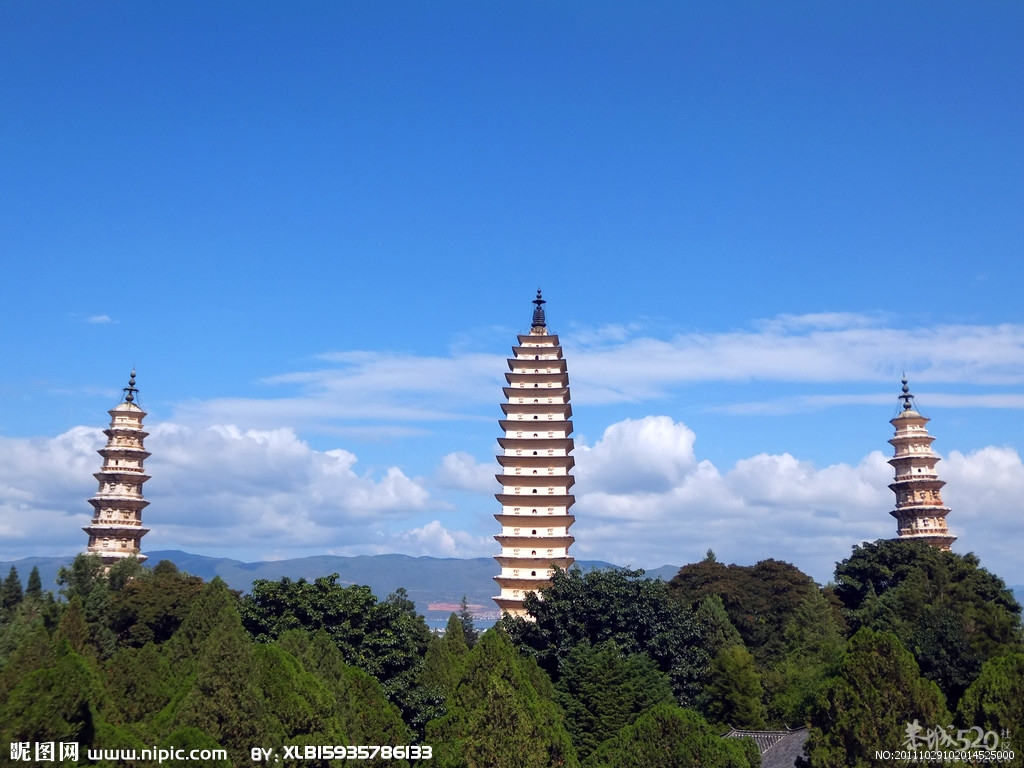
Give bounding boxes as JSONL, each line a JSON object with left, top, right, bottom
{"left": 0, "top": 552, "right": 682, "bottom": 630}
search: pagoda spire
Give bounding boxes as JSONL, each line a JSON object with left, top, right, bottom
{"left": 83, "top": 370, "right": 152, "bottom": 567}
{"left": 887, "top": 377, "right": 955, "bottom": 550}
{"left": 531, "top": 288, "right": 547, "bottom": 332}
{"left": 493, "top": 292, "right": 576, "bottom": 618}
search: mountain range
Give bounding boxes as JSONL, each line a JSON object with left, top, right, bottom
{"left": 0, "top": 551, "right": 683, "bottom": 629}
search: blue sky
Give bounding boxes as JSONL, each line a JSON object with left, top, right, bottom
{"left": 1, "top": 2, "right": 1022, "bottom": 587}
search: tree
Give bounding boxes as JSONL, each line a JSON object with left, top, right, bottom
{"left": 1, "top": 566, "right": 23, "bottom": 615}
{"left": 833, "top": 539, "right": 1023, "bottom": 705}
{"left": 668, "top": 557, "right": 818, "bottom": 666}
{"left": 457, "top": 595, "right": 479, "bottom": 648}
{"left": 695, "top": 594, "right": 743, "bottom": 657}
{"left": 0, "top": 630, "right": 112, "bottom": 749}
{"left": 554, "top": 640, "right": 674, "bottom": 761}
{"left": 801, "top": 627, "right": 950, "bottom": 768}
{"left": 769, "top": 587, "right": 846, "bottom": 726}
{"left": 420, "top": 613, "right": 470, "bottom": 700}
{"left": 583, "top": 704, "right": 759, "bottom": 768}
{"left": 240, "top": 575, "right": 434, "bottom": 731}
{"left": 57, "top": 553, "right": 117, "bottom": 660}
{"left": 25, "top": 566, "right": 43, "bottom": 600}
{"left": 109, "top": 559, "right": 205, "bottom": 646}
{"left": 276, "top": 629, "right": 412, "bottom": 750}
{"left": 702, "top": 644, "right": 766, "bottom": 729}
{"left": 956, "top": 652, "right": 1024, "bottom": 750}
{"left": 427, "top": 628, "right": 578, "bottom": 768}
{"left": 503, "top": 567, "right": 708, "bottom": 706}
{"left": 166, "top": 579, "right": 284, "bottom": 751}
{"left": 104, "top": 642, "right": 175, "bottom": 725}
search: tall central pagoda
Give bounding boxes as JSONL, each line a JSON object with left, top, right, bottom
{"left": 887, "top": 377, "right": 956, "bottom": 550}
{"left": 83, "top": 370, "right": 152, "bottom": 567}
{"left": 493, "top": 290, "right": 576, "bottom": 617}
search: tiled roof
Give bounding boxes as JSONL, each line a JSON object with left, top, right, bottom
{"left": 724, "top": 727, "right": 809, "bottom": 768}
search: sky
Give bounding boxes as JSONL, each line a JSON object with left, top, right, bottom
{"left": 1, "top": 2, "right": 1022, "bottom": 587}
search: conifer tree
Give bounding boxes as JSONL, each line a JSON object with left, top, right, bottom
{"left": 254, "top": 642, "right": 337, "bottom": 746}
{"left": 57, "top": 553, "right": 117, "bottom": 660}
{"left": 0, "top": 625, "right": 55, "bottom": 703}
{"left": 428, "top": 628, "right": 578, "bottom": 768}
{"left": 769, "top": 587, "right": 846, "bottom": 726}
{"left": 420, "top": 613, "right": 470, "bottom": 700}
{"left": 26, "top": 566, "right": 43, "bottom": 600}
{"left": 956, "top": 652, "right": 1024, "bottom": 751}
{"left": 695, "top": 594, "right": 743, "bottom": 656}
{"left": 802, "top": 627, "right": 950, "bottom": 768}
{"left": 0, "top": 626, "right": 112, "bottom": 748}
{"left": 554, "top": 640, "right": 674, "bottom": 761}
{"left": 104, "top": 642, "right": 174, "bottom": 726}
{"left": 1, "top": 566, "right": 23, "bottom": 614}
{"left": 168, "top": 579, "right": 284, "bottom": 751}
{"left": 276, "top": 628, "right": 412, "bottom": 748}
{"left": 583, "top": 704, "right": 759, "bottom": 768}
{"left": 457, "top": 596, "right": 478, "bottom": 648}
{"left": 55, "top": 597, "right": 91, "bottom": 659}
{"left": 702, "top": 644, "right": 766, "bottom": 729}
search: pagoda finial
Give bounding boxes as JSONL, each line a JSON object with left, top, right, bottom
{"left": 531, "top": 288, "right": 546, "bottom": 330}
{"left": 124, "top": 368, "right": 138, "bottom": 404}
{"left": 899, "top": 374, "right": 914, "bottom": 411}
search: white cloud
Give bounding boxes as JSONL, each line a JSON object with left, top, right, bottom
{"left": 165, "top": 315, "right": 1024, "bottom": 434}
{"left": 0, "top": 422, "right": 434, "bottom": 561}
{"left": 568, "top": 416, "right": 1022, "bottom": 586}
{"left": 575, "top": 416, "right": 698, "bottom": 494}
{"left": 85, "top": 315, "right": 112, "bottom": 324}
{"left": 2, "top": 414, "right": 1020, "bottom": 590}
{"left": 942, "top": 447, "right": 1024, "bottom": 584}
{"left": 567, "top": 317, "right": 1024, "bottom": 404}
{"left": 395, "top": 520, "right": 494, "bottom": 558}
{"left": 436, "top": 451, "right": 499, "bottom": 493}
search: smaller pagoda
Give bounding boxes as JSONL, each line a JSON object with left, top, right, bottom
{"left": 83, "top": 370, "right": 151, "bottom": 566}
{"left": 887, "top": 377, "right": 955, "bottom": 550}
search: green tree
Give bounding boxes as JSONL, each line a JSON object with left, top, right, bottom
{"left": 956, "top": 652, "right": 1024, "bottom": 758}
{"left": 1, "top": 566, "right": 23, "bottom": 615}
{"left": 0, "top": 625, "right": 56, "bottom": 703}
{"left": 554, "top": 640, "right": 675, "bottom": 761}
{"left": 26, "top": 566, "right": 43, "bottom": 599}
{"left": 109, "top": 559, "right": 205, "bottom": 646}
{"left": 769, "top": 587, "right": 846, "bottom": 726}
{"left": 241, "top": 575, "right": 434, "bottom": 731}
{"left": 166, "top": 579, "right": 284, "bottom": 751}
{"left": 57, "top": 553, "right": 117, "bottom": 660}
{"left": 703, "top": 644, "right": 766, "bottom": 729}
{"left": 503, "top": 567, "right": 707, "bottom": 706}
{"left": 420, "top": 613, "right": 470, "bottom": 700}
{"left": 104, "top": 642, "right": 175, "bottom": 725}
{"left": 427, "top": 628, "right": 578, "bottom": 768}
{"left": 254, "top": 642, "right": 338, "bottom": 747}
{"left": 0, "top": 631, "right": 112, "bottom": 749}
{"left": 0, "top": 590, "right": 59, "bottom": 672}
{"left": 833, "top": 539, "right": 1022, "bottom": 706}
{"left": 695, "top": 594, "right": 743, "bottom": 656}
{"left": 583, "top": 704, "right": 760, "bottom": 768}
{"left": 801, "top": 627, "right": 950, "bottom": 768}
{"left": 457, "top": 596, "right": 479, "bottom": 648}
{"left": 668, "top": 557, "right": 817, "bottom": 666}
{"left": 276, "top": 629, "right": 412, "bottom": 749}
